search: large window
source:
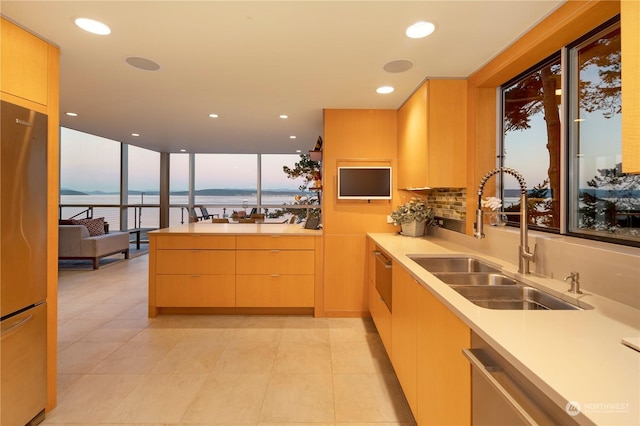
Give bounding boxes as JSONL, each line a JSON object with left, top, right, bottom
{"left": 194, "top": 154, "right": 258, "bottom": 218}
{"left": 128, "top": 145, "right": 160, "bottom": 228}
{"left": 502, "top": 54, "right": 562, "bottom": 230}
{"left": 59, "top": 127, "right": 122, "bottom": 228}
{"left": 500, "top": 18, "right": 639, "bottom": 246}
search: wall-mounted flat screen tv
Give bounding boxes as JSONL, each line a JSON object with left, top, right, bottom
{"left": 337, "top": 167, "right": 392, "bottom": 200}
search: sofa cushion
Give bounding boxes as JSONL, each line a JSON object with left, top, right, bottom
{"left": 72, "top": 217, "right": 105, "bottom": 236}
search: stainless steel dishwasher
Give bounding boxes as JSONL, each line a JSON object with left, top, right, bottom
{"left": 464, "top": 332, "right": 579, "bottom": 425}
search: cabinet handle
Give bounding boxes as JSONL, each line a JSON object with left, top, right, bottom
{"left": 191, "top": 249, "right": 201, "bottom": 252}
{"left": 1, "top": 315, "right": 33, "bottom": 337}
{"left": 191, "top": 275, "right": 201, "bottom": 278}
{"left": 462, "top": 348, "right": 537, "bottom": 425}
{"left": 270, "top": 274, "right": 281, "bottom": 277}
{"left": 270, "top": 249, "right": 280, "bottom": 253}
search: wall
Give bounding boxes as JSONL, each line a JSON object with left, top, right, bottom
{"left": 321, "top": 109, "right": 398, "bottom": 316}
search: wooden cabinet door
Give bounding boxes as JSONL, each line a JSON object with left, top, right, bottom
{"left": 1, "top": 19, "right": 49, "bottom": 105}
{"left": 236, "top": 275, "right": 314, "bottom": 307}
{"left": 417, "top": 286, "right": 471, "bottom": 425}
{"left": 156, "top": 250, "right": 236, "bottom": 274}
{"left": 236, "top": 250, "right": 314, "bottom": 275}
{"left": 622, "top": 0, "right": 640, "bottom": 173}
{"left": 397, "top": 83, "right": 428, "bottom": 189}
{"left": 156, "top": 275, "right": 235, "bottom": 307}
{"left": 391, "top": 263, "right": 418, "bottom": 416}
{"left": 427, "top": 80, "right": 467, "bottom": 188}
{"left": 396, "top": 79, "right": 467, "bottom": 189}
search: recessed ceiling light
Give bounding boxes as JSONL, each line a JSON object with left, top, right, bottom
{"left": 125, "top": 56, "right": 161, "bottom": 71}
{"left": 574, "top": 118, "right": 586, "bottom": 122}
{"left": 376, "top": 86, "right": 395, "bottom": 94}
{"left": 131, "top": 133, "right": 140, "bottom": 137}
{"left": 66, "top": 112, "right": 78, "bottom": 117}
{"left": 289, "top": 135, "right": 297, "bottom": 139}
{"left": 180, "top": 149, "right": 186, "bottom": 152}
{"left": 296, "top": 150, "right": 302, "bottom": 153}
{"left": 75, "top": 17, "right": 111, "bottom": 35}
{"left": 209, "top": 113, "right": 219, "bottom": 118}
{"left": 406, "top": 21, "right": 435, "bottom": 39}
{"left": 280, "top": 114, "right": 288, "bottom": 119}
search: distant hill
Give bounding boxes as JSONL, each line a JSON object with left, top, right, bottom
{"left": 60, "top": 188, "right": 88, "bottom": 195}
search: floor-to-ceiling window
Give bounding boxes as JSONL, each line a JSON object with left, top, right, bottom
{"left": 127, "top": 145, "right": 160, "bottom": 229}
{"left": 59, "top": 127, "right": 122, "bottom": 228}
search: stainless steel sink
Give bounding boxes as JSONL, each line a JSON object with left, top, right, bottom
{"left": 434, "top": 272, "right": 517, "bottom": 286}
{"left": 408, "top": 256, "right": 501, "bottom": 273}
{"left": 452, "top": 285, "right": 589, "bottom": 310}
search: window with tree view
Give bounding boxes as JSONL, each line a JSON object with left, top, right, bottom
{"left": 502, "top": 54, "right": 562, "bottom": 230}
{"left": 501, "top": 18, "right": 638, "bottom": 246}
{"left": 568, "top": 22, "right": 638, "bottom": 244}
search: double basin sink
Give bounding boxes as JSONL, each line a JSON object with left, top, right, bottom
{"left": 409, "top": 256, "right": 590, "bottom": 311}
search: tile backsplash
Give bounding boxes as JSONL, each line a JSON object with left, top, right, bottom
{"left": 424, "top": 188, "right": 466, "bottom": 220}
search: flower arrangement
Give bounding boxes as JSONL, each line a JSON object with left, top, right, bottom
{"left": 391, "top": 197, "right": 434, "bottom": 225}
{"left": 481, "top": 196, "right": 502, "bottom": 211}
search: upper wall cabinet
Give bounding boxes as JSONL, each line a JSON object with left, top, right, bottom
{"left": 397, "top": 80, "right": 467, "bottom": 189}
{"left": 622, "top": 0, "right": 639, "bottom": 173}
{"left": 1, "top": 19, "right": 49, "bottom": 105}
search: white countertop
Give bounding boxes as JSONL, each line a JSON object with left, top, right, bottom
{"left": 368, "top": 232, "right": 640, "bottom": 426}
{"left": 149, "top": 222, "right": 322, "bottom": 236}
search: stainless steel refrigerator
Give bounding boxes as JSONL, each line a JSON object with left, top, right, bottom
{"left": 1, "top": 101, "right": 48, "bottom": 426}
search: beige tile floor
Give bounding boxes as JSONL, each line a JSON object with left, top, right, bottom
{"left": 47, "top": 254, "right": 415, "bottom": 425}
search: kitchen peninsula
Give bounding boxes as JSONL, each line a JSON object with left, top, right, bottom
{"left": 148, "top": 223, "right": 322, "bottom": 317}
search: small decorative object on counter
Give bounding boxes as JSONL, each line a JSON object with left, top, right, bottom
{"left": 391, "top": 197, "right": 434, "bottom": 237}
{"left": 482, "top": 196, "right": 507, "bottom": 227}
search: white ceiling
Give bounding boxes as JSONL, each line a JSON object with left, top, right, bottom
{"left": 1, "top": 1, "right": 564, "bottom": 154}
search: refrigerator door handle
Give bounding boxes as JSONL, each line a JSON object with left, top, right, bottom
{"left": 1, "top": 315, "right": 34, "bottom": 338}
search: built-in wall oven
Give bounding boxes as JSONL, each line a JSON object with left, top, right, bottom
{"left": 464, "top": 332, "right": 579, "bottom": 425}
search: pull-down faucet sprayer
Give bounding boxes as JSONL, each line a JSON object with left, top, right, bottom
{"left": 474, "top": 167, "right": 536, "bottom": 274}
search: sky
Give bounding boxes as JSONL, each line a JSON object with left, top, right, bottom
{"left": 60, "top": 128, "right": 304, "bottom": 193}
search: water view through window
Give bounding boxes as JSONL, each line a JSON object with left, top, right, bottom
{"left": 60, "top": 128, "right": 317, "bottom": 228}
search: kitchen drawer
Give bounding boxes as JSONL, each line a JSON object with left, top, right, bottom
{"left": 236, "top": 275, "right": 314, "bottom": 307}
{"left": 156, "top": 234, "right": 236, "bottom": 250}
{"left": 236, "top": 235, "right": 314, "bottom": 250}
{"left": 156, "top": 250, "right": 235, "bottom": 275}
{"left": 156, "top": 275, "right": 235, "bottom": 307}
{"left": 236, "top": 250, "right": 314, "bottom": 275}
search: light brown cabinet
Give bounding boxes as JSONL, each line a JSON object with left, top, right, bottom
{"left": 622, "top": 0, "right": 640, "bottom": 173}
{"left": 236, "top": 236, "right": 314, "bottom": 307}
{"left": 148, "top": 232, "right": 318, "bottom": 315}
{"left": 0, "top": 19, "right": 49, "bottom": 105}
{"left": 416, "top": 283, "right": 471, "bottom": 425}
{"left": 391, "top": 264, "right": 419, "bottom": 415}
{"left": 367, "top": 238, "right": 392, "bottom": 353}
{"left": 397, "top": 79, "right": 467, "bottom": 189}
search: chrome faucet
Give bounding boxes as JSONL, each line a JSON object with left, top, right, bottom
{"left": 474, "top": 167, "right": 536, "bottom": 274}
{"left": 564, "top": 272, "right": 582, "bottom": 294}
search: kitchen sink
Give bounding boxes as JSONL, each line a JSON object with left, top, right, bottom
{"left": 433, "top": 272, "right": 517, "bottom": 286}
{"left": 452, "top": 285, "right": 591, "bottom": 310}
{"left": 408, "top": 256, "right": 501, "bottom": 273}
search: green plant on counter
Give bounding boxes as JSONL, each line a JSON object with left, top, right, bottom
{"left": 391, "top": 197, "right": 434, "bottom": 225}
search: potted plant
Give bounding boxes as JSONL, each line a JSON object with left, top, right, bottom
{"left": 391, "top": 197, "right": 434, "bottom": 237}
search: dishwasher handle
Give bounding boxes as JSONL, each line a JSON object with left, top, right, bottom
{"left": 462, "top": 348, "right": 538, "bottom": 425}
{"left": 373, "top": 251, "right": 392, "bottom": 268}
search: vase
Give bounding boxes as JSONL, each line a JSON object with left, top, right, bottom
{"left": 401, "top": 220, "right": 426, "bottom": 237}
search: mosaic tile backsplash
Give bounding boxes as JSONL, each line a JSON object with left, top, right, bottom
{"left": 424, "top": 188, "right": 467, "bottom": 220}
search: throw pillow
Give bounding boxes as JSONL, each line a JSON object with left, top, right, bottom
{"left": 72, "top": 217, "right": 105, "bottom": 236}
{"left": 59, "top": 219, "right": 75, "bottom": 225}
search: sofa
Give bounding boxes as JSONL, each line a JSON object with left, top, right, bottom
{"left": 58, "top": 225, "right": 130, "bottom": 269}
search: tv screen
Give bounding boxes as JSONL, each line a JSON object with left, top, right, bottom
{"left": 337, "top": 167, "right": 392, "bottom": 200}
